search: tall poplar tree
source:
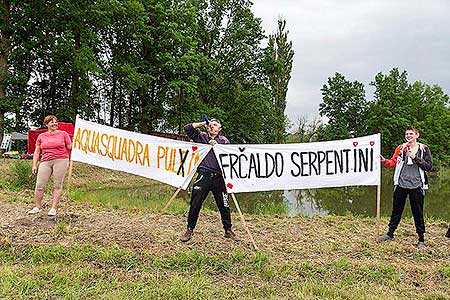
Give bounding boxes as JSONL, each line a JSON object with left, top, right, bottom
{"left": 264, "top": 17, "right": 294, "bottom": 143}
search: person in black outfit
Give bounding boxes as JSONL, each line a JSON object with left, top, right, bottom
{"left": 379, "top": 126, "right": 433, "bottom": 248}
{"left": 180, "top": 118, "right": 238, "bottom": 242}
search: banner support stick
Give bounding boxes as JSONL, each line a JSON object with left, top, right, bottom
{"left": 231, "top": 193, "right": 258, "bottom": 251}
{"left": 376, "top": 132, "right": 382, "bottom": 238}
{"left": 155, "top": 187, "right": 182, "bottom": 221}
{"left": 65, "top": 160, "right": 74, "bottom": 200}
{"left": 61, "top": 160, "right": 74, "bottom": 217}
{"left": 376, "top": 184, "right": 381, "bottom": 237}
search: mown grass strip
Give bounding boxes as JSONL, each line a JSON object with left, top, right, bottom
{"left": 3, "top": 242, "right": 446, "bottom": 300}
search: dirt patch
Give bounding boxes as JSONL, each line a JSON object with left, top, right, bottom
{"left": 1, "top": 199, "right": 449, "bottom": 261}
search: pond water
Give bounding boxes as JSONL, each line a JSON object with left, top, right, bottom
{"left": 203, "top": 170, "right": 450, "bottom": 220}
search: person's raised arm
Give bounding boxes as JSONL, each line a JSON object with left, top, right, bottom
{"left": 184, "top": 121, "right": 207, "bottom": 142}
{"left": 381, "top": 145, "right": 402, "bottom": 169}
{"left": 192, "top": 122, "right": 207, "bottom": 129}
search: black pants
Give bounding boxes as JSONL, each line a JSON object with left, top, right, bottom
{"left": 388, "top": 185, "right": 425, "bottom": 241}
{"left": 187, "top": 171, "right": 232, "bottom": 230}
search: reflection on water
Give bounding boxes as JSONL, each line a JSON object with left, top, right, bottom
{"left": 283, "top": 190, "right": 329, "bottom": 216}
{"left": 203, "top": 170, "right": 450, "bottom": 219}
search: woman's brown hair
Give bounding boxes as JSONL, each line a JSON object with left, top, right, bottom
{"left": 43, "top": 115, "right": 58, "bottom": 126}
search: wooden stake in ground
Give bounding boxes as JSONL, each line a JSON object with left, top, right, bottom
{"left": 376, "top": 132, "right": 382, "bottom": 238}
{"left": 231, "top": 193, "right": 258, "bottom": 251}
{"left": 154, "top": 187, "right": 181, "bottom": 222}
{"left": 376, "top": 184, "right": 381, "bottom": 237}
{"left": 65, "top": 160, "right": 74, "bottom": 199}
{"left": 62, "top": 160, "right": 74, "bottom": 216}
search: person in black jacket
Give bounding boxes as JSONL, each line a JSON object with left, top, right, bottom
{"left": 180, "top": 118, "right": 238, "bottom": 242}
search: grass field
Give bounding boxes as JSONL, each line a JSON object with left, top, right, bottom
{"left": 1, "top": 160, "right": 449, "bottom": 300}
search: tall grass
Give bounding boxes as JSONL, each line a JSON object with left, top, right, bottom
{"left": 9, "top": 160, "right": 34, "bottom": 189}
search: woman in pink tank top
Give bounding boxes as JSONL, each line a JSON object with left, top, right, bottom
{"left": 28, "top": 115, "right": 72, "bottom": 217}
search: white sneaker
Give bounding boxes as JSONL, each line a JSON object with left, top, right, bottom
{"left": 48, "top": 208, "right": 57, "bottom": 216}
{"left": 28, "top": 207, "right": 42, "bottom": 214}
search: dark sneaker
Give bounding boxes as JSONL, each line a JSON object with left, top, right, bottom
{"left": 417, "top": 241, "right": 425, "bottom": 249}
{"left": 180, "top": 228, "right": 193, "bottom": 242}
{"left": 378, "top": 233, "right": 394, "bottom": 242}
{"left": 224, "top": 229, "right": 239, "bottom": 241}
{"left": 445, "top": 227, "right": 450, "bottom": 238}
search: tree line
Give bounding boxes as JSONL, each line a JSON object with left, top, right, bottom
{"left": 0, "top": 0, "right": 293, "bottom": 145}
{"left": 2, "top": 1, "right": 448, "bottom": 165}
{"left": 290, "top": 68, "right": 450, "bottom": 166}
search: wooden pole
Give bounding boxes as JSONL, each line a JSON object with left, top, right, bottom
{"left": 231, "top": 193, "right": 258, "bottom": 251}
{"left": 154, "top": 187, "right": 181, "bottom": 222}
{"left": 65, "top": 160, "right": 74, "bottom": 199}
{"left": 61, "top": 160, "right": 74, "bottom": 217}
{"left": 376, "top": 132, "right": 382, "bottom": 238}
{"left": 376, "top": 184, "right": 381, "bottom": 237}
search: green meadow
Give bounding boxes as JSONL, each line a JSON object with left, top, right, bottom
{"left": 1, "top": 160, "right": 449, "bottom": 300}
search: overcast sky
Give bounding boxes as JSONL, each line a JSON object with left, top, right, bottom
{"left": 251, "top": 0, "right": 450, "bottom": 125}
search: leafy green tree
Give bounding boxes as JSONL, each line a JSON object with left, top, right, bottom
{"left": 367, "top": 68, "right": 450, "bottom": 164}
{"left": 366, "top": 68, "right": 411, "bottom": 154}
{"left": 187, "top": 0, "right": 274, "bottom": 143}
{"left": 1, "top": 0, "right": 38, "bottom": 140}
{"left": 319, "top": 72, "right": 368, "bottom": 140}
{"left": 95, "top": 0, "right": 149, "bottom": 129}
{"left": 4, "top": 0, "right": 110, "bottom": 127}
{"left": 145, "top": 0, "right": 204, "bottom": 134}
{"left": 264, "top": 17, "right": 294, "bottom": 143}
{"left": 0, "top": 0, "right": 13, "bottom": 145}
{"left": 2, "top": 0, "right": 292, "bottom": 147}
{"left": 413, "top": 83, "right": 450, "bottom": 164}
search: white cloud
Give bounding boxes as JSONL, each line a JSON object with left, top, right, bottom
{"left": 252, "top": 0, "right": 450, "bottom": 121}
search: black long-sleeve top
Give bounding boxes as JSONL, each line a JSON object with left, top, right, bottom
{"left": 184, "top": 123, "right": 229, "bottom": 173}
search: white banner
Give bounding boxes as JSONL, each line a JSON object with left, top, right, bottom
{"left": 71, "top": 116, "right": 211, "bottom": 190}
{"left": 213, "top": 134, "right": 381, "bottom": 193}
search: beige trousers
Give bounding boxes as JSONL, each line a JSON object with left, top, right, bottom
{"left": 35, "top": 158, "right": 70, "bottom": 190}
